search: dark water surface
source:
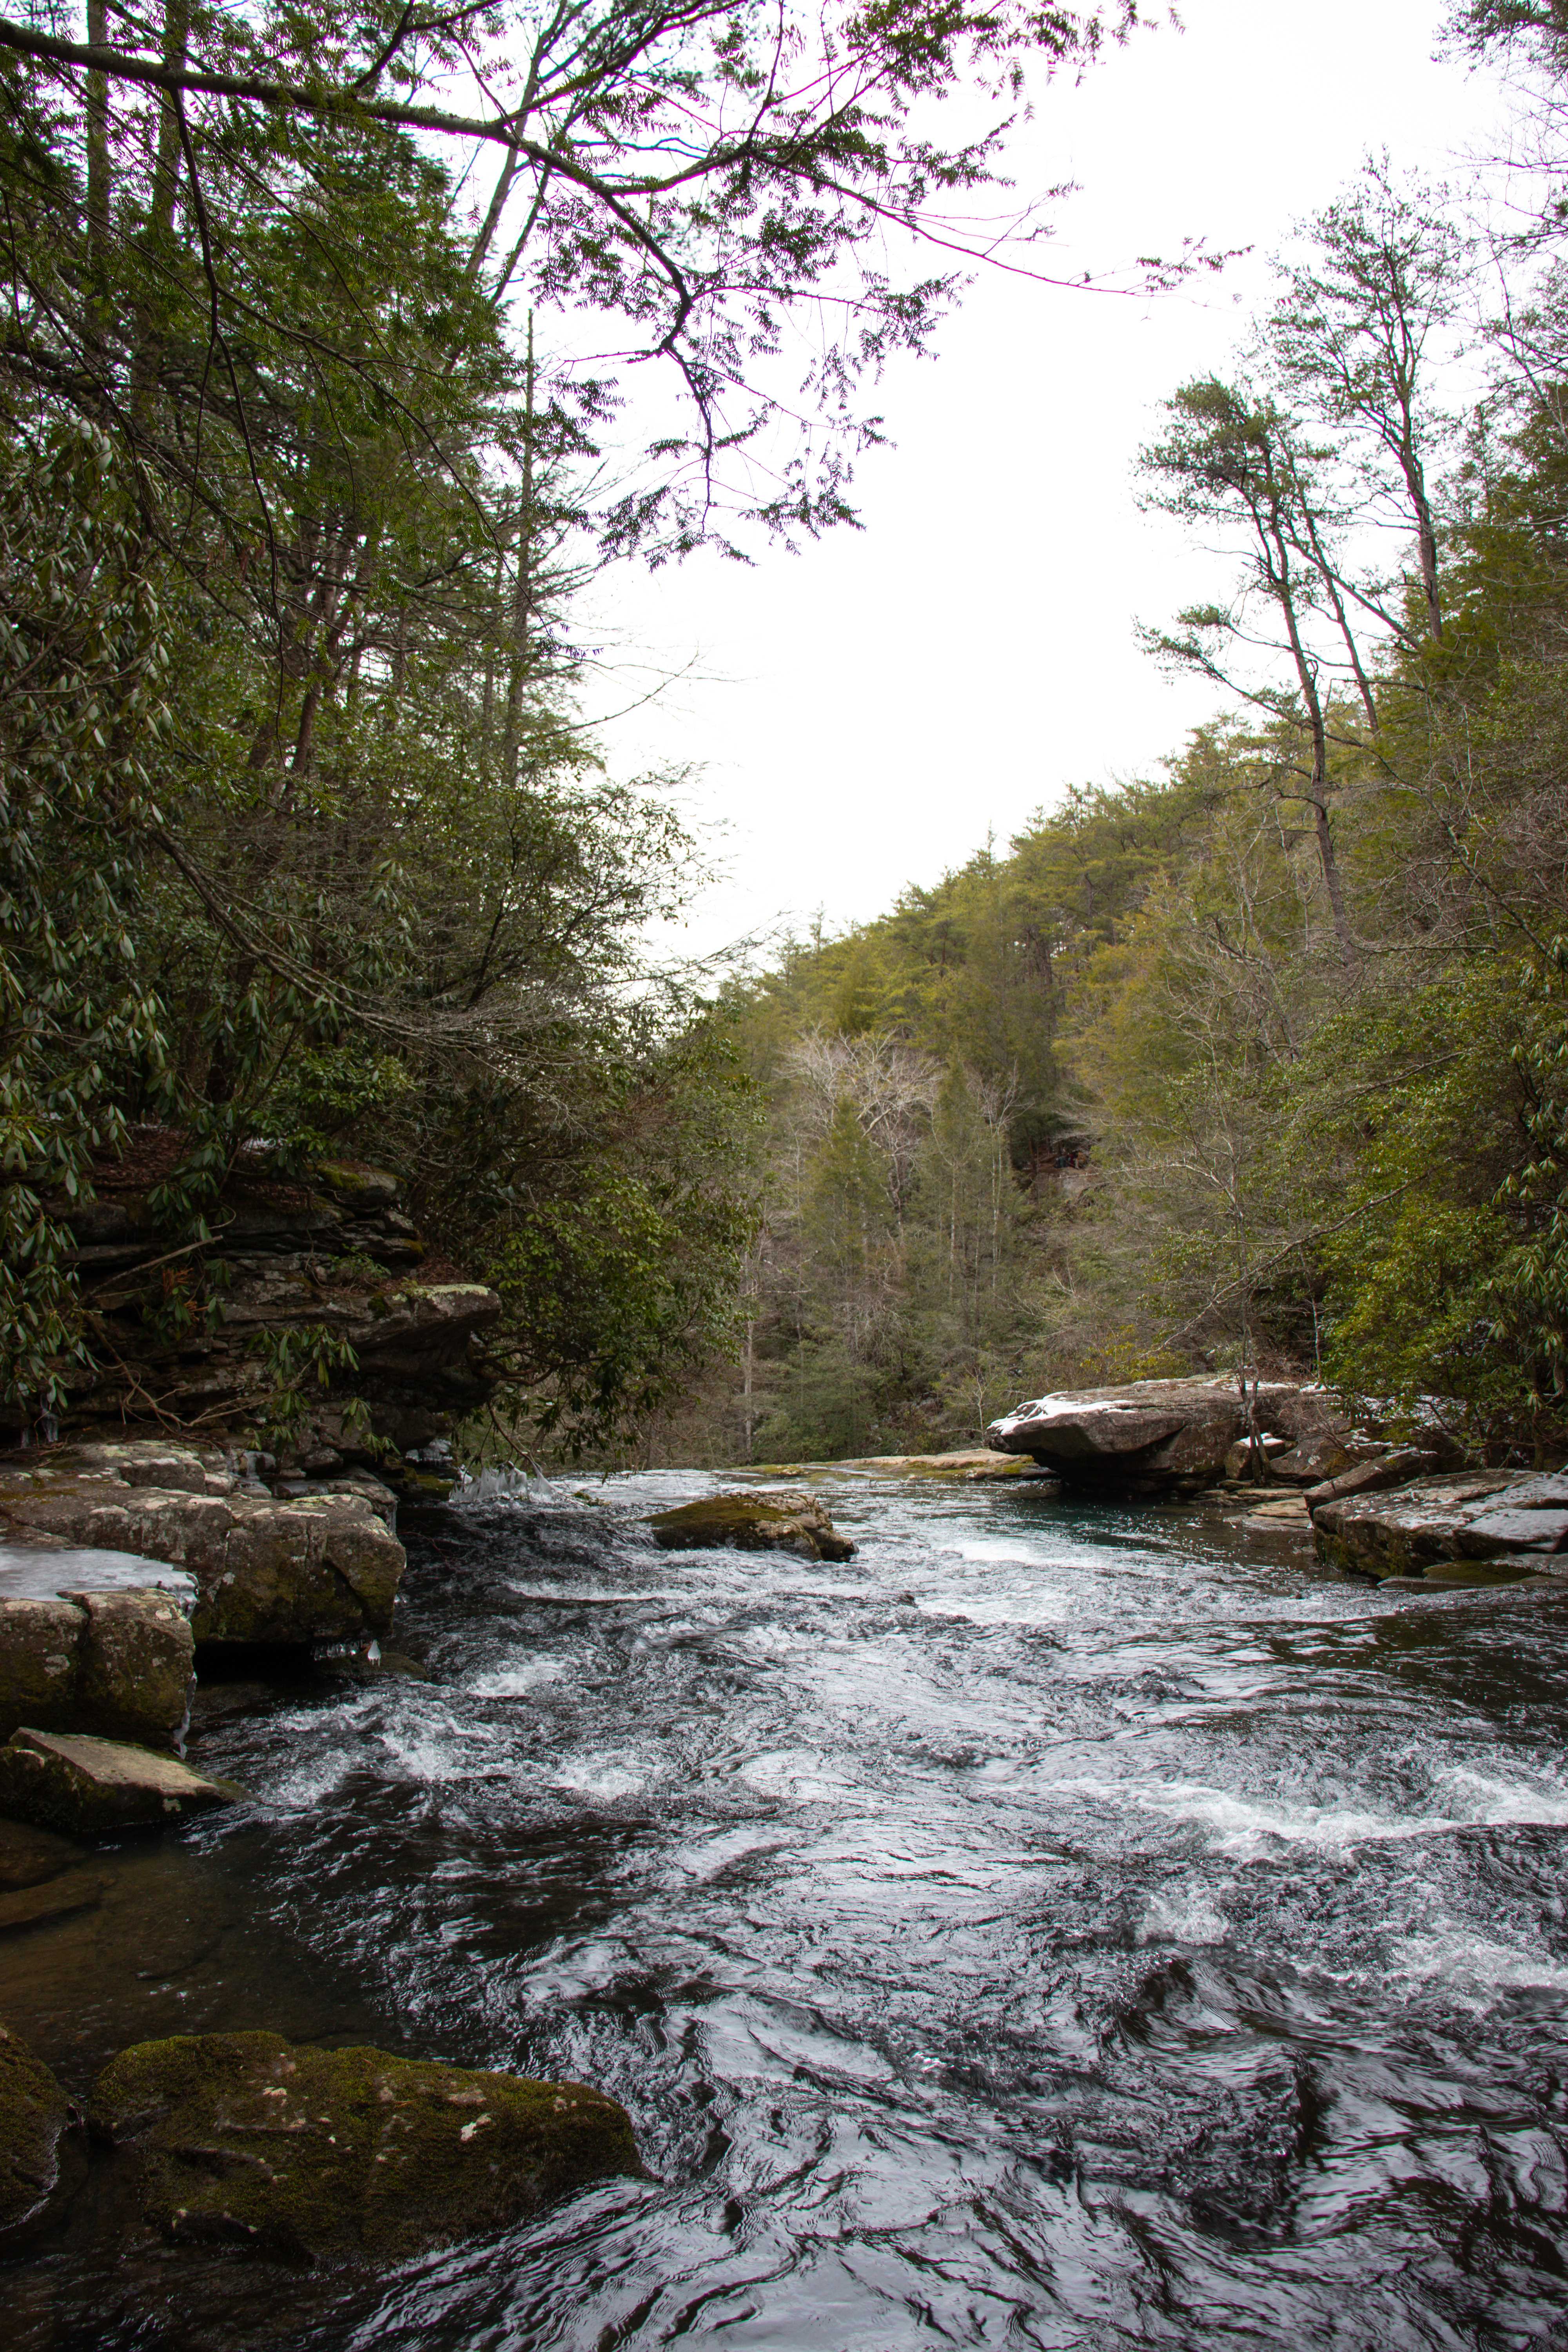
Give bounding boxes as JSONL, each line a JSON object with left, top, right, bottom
{"left": 6, "top": 1470, "right": 1568, "bottom": 2349}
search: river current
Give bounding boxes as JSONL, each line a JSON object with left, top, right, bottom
{"left": 6, "top": 1466, "right": 1568, "bottom": 2349}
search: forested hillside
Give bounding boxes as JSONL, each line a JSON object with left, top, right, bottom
{"left": 641, "top": 22, "right": 1568, "bottom": 1471}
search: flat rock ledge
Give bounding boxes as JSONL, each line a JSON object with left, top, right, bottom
{"left": 90, "top": 2030, "right": 641, "bottom": 2263}
{"left": 0, "top": 1729, "right": 245, "bottom": 1838}
{"left": 1311, "top": 1470, "right": 1568, "bottom": 1581}
{"left": 0, "top": 1441, "right": 404, "bottom": 1646}
{"left": 986, "top": 1377, "right": 1370, "bottom": 1494}
{"left": 0, "top": 2020, "right": 71, "bottom": 2245}
{"left": 648, "top": 1490, "right": 856, "bottom": 1563}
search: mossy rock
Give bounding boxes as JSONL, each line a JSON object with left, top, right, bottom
{"left": 311, "top": 1162, "right": 402, "bottom": 1208}
{"left": 0, "top": 1730, "right": 244, "bottom": 1838}
{"left": 648, "top": 1489, "right": 855, "bottom": 1562}
{"left": 90, "top": 2031, "right": 641, "bottom": 2264}
{"left": 0, "top": 2020, "right": 72, "bottom": 2245}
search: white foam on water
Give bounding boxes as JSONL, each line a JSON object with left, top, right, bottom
{"left": 920, "top": 1588, "right": 1071, "bottom": 1627}
{"left": 551, "top": 1757, "right": 656, "bottom": 1800}
{"left": 668, "top": 1827, "right": 795, "bottom": 1882}
{"left": 1387, "top": 1927, "right": 1568, "bottom": 2001}
{"left": 947, "top": 1540, "right": 1054, "bottom": 1566}
{"left": 377, "top": 1719, "right": 497, "bottom": 1785}
{"left": 451, "top": 1465, "right": 566, "bottom": 1506}
{"left": 1042, "top": 1761, "right": 1568, "bottom": 1858}
{"left": 1436, "top": 1763, "right": 1568, "bottom": 1827}
{"left": 737, "top": 1746, "right": 860, "bottom": 1802}
{"left": 1137, "top": 1886, "right": 1230, "bottom": 1945}
{"left": 467, "top": 1658, "right": 563, "bottom": 1697}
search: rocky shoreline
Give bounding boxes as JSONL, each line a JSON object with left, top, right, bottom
{"left": 1, "top": 1369, "right": 1562, "bottom": 2288}
{"left": 983, "top": 1372, "right": 1567, "bottom": 1590}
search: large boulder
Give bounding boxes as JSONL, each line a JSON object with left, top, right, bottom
{"left": 0, "top": 1444, "right": 404, "bottom": 1646}
{"left": 985, "top": 1377, "right": 1340, "bottom": 1493}
{"left": 0, "top": 1586, "right": 193, "bottom": 1748}
{"left": 89, "top": 2031, "right": 641, "bottom": 2263}
{"left": 0, "top": 1730, "right": 244, "bottom": 1837}
{"left": 648, "top": 1490, "right": 857, "bottom": 1562}
{"left": 0, "top": 2022, "right": 72, "bottom": 2246}
{"left": 1312, "top": 1470, "right": 1568, "bottom": 1579}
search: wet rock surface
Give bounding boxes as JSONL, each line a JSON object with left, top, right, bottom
{"left": 0, "top": 1444, "right": 405, "bottom": 1648}
{"left": 1312, "top": 1469, "right": 1568, "bottom": 1578}
{"left": 0, "top": 1731, "right": 243, "bottom": 1839}
{"left": 0, "top": 1588, "right": 192, "bottom": 1750}
{"left": 985, "top": 1376, "right": 1361, "bottom": 1492}
{"left": 0, "top": 2021, "right": 72, "bottom": 2246}
{"left": 647, "top": 1488, "right": 857, "bottom": 1561}
{"left": 89, "top": 2030, "right": 640, "bottom": 2264}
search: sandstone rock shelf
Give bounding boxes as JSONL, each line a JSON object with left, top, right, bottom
{"left": 0, "top": 1729, "right": 244, "bottom": 1838}
{"left": 985, "top": 1376, "right": 1375, "bottom": 1494}
{"left": 1311, "top": 1470, "right": 1568, "bottom": 1581}
{"left": 0, "top": 1442, "right": 405, "bottom": 1650}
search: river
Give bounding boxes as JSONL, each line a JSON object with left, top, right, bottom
{"left": 6, "top": 1467, "right": 1568, "bottom": 2349}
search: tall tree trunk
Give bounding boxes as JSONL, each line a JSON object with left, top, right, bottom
{"left": 1269, "top": 521, "right": 1358, "bottom": 966}
{"left": 131, "top": 0, "right": 192, "bottom": 422}
{"left": 1405, "top": 448, "right": 1444, "bottom": 644}
{"left": 84, "top": 0, "right": 110, "bottom": 368}
{"left": 501, "top": 313, "right": 536, "bottom": 793}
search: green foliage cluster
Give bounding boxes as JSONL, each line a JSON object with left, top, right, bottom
{"left": 0, "top": 4, "right": 782, "bottom": 1451}
{"left": 0, "top": 428, "right": 172, "bottom": 1410}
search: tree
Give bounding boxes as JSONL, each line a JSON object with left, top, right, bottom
{"left": 0, "top": 426, "right": 172, "bottom": 1419}
{"left": 0, "top": 0, "right": 1145, "bottom": 558}
{"left": 1267, "top": 159, "right": 1465, "bottom": 649}
{"left": 1139, "top": 378, "right": 1362, "bottom": 963}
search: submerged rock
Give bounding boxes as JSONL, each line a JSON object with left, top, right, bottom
{"left": 0, "top": 1443, "right": 404, "bottom": 1646}
{"left": 0, "top": 2021, "right": 72, "bottom": 2245}
{"left": 89, "top": 2031, "right": 641, "bottom": 2263}
{"left": 648, "top": 1490, "right": 857, "bottom": 1562}
{"left": 0, "top": 1586, "right": 192, "bottom": 1749}
{"left": 0, "top": 1729, "right": 244, "bottom": 1837}
{"left": 1312, "top": 1470, "right": 1568, "bottom": 1579}
{"left": 837, "top": 1450, "right": 1038, "bottom": 1480}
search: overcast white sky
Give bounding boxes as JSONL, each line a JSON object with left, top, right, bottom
{"left": 576, "top": 0, "right": 1513, "bottom": 962}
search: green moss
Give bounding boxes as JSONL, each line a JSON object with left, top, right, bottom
{"left": 0, "top": 2022, "right": 70, "bottom": 2243}
{"left": 313, "top": 1163, "right": 401, "bottom": 1204}
{"left": 648, "top": 1488, "right": 855, "bottom": 1561}
{"left": 653, "top": 1495, "right": 799, "bottom": 1535}
{"left": 91, "top": 2031, "right": 641, "bottom": 2263}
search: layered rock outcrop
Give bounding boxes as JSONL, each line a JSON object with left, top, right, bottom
{"left": 985, "top": 1377, "right": 1367, "bottom": 1494}
{"left": 23, "top": 1145, "right": 504, "bottom": 1459}
{"left": 1312, "top": 1470, "right": 1568, "bottom": 1579}
{"left": 1, "top": 1442, "right": 404, "bottom": 1647}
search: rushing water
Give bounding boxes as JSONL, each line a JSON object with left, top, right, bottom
{"left": 7, "top": 1468, "right": 1568, "bottom": 2350}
